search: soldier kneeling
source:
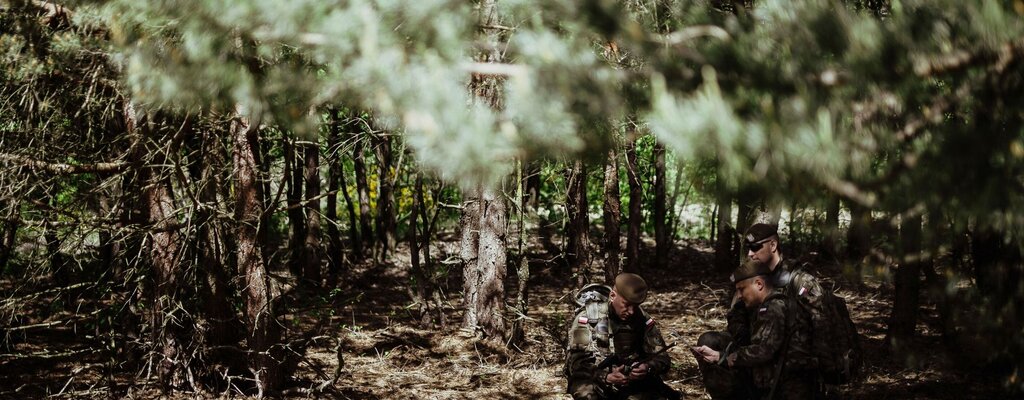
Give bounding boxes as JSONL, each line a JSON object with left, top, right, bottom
{"left": 565, "top": 273, "right": 681, "bottom": 400}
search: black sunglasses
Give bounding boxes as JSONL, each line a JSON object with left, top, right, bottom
{"left": 746, "top": 239, "right": 771, "bottom": 252}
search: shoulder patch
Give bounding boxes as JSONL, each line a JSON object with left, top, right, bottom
{"left": 645, "top": 318, "right": 656, "bottom": 330}
{"left": 578, "top": 316, "right": 589, "bottom": 324}
{"left": 798, "top": 287, "right": 807, "bottom": 296}
{"left": 759, "top": 306, "right": 768, "bottom": 313}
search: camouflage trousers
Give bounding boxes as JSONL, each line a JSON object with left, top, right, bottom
{"left": 695, "top": 331, "right": 820, "bottom": 400}
{"left": 568, "top": 375, "right": 678, "bottom": 400}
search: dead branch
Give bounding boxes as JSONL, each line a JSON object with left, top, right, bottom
{"left": 0, "top": 153, "right": 128, "bottom": 175}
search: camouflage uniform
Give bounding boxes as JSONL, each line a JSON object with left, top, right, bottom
{"left": 565, "top": 287, "right": 674, "bottom": 400}
{"left": 697, "top": 260, "right": 822, "bottom": 400}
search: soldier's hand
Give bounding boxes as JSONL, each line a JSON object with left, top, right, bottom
{"left": 605, "top": 365, "right": 629, "bottom": 386}
{"left": 691, "top": 345, "right": 720, "bottom": 363}
{"left": 628, "top": 362, "right": 649, "bottom": 380}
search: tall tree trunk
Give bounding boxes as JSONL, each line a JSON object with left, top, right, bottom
{"left": 0, "top": 206, "right": 16, "bottom": 271}
{"left": 325, "top": 108, "right": 347, "bottom": 279}
{"left": 888, "top": 214, "right": 922, "bottom": 350}
{"left": 283, "top": 136, "right": 306, "bottom": 276}
{"left": 602, "top": 148, "right": 621, "bottom": 284}
{"left": 847, "top": 203, "right": 872, "bottom": 275}
{"left": 231, "top": 108, "right": 284, "bottom": 394}
{"left": 735, "top": 190, "right": 757, "bottom": 258}
{"left": 300, "top": 139, "right": 323, "bottom": 285}
{"left": 190, "top": 129, "right": 242, "bottom": 363}
{"left": 463, "top": 186, "right": 507, "bottom": 338}
{"left": 653, "top": 141, "right": 668, "bottom": 269}
{"left": 511, "top": 161, "right": 530, "bottom": 344}
{"left": 460, "top": 187, "right": 481, "bottom": 328}
{"left": 714, "top": 179, "right": 734, "bottom": 273}
{"left": 624, "top": 134, "right": 642, "bottom": 273}
{"left": 566, "top": 160, "right": 591, "bottom": 287}
{"left": 131, "top": 113, "right": 188, "bottom": 391}
{"left": 409, "top": 173, "right": 435, "bottom": 326}
{"left": 374, "top": 133, "right": 396, "bottom": 258}
{"left": 353, "top": 134, "right": 373, "bottom": 259}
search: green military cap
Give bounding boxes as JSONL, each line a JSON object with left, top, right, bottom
{"left": 744, "top": 223, "right": 779, "bottom": 244}
{"left": 614, "top": 273, "right": 649, "bottom": 304}
{"left": 731, "top": 259, "right": 770, "bottom": 283}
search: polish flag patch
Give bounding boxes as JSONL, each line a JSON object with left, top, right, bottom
{"left": 798, "top": 287, "right": 807, "bottom": 296}
{"left": 579, "top": 316, "right": 589, "bottom": 324}
{"left": 645, "top": 318, "right": 656, "bottom": 330}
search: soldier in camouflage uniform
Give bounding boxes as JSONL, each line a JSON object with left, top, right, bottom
{"left": 565, "top": 273, "right": 679, "bottom": 400}
{"left": 693, "top": 224, "right": 823, "bottom": 399}
{"left": 692, "top": 260, "right": 818, "bottom": 400}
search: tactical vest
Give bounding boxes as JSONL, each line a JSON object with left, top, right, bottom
{"left": 567, "top": 284, "right": 649, "bottom": 359}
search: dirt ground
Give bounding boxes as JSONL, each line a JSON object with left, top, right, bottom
{"left": 297, "top": 238, "right": 1010, "bottom": 400}
{"left": 0, "top": 237, "right": 1014, "bottom": 399}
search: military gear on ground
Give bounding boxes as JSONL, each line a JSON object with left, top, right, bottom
{"left": 614, "top": 273, "right": 649, "bottom": 304}
{"left": 565, "top": 283, "right": 678, "bottom": 400}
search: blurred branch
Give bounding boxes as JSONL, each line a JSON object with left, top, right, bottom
{"left": 913, "top": 37, "right": 1024, "bottom": 77}
{"left": 0, "top": 153, "right": 128, "bottom": 175}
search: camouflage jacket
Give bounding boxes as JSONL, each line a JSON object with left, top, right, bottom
{"left": 729, "top": 289, "right": 814, "bottom": 389}
{"left": 565, "top": 296, "right": 672, "bottom": 383}
{"left": 726, "top": 259, "right": 823, "bottom": 343}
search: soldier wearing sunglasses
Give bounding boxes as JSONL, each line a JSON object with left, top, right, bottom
{"left": 692, "top": 223, "right": 797, "bottom": 399}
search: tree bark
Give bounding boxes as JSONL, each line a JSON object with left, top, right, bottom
{"left": 353, "top": 133, "right": 373, "bottom": 259}
{"left": 624, "top": 134, "right": 642, "bottom": 273}
{"left": 0, "top": 206, "right": 16, "bottom": 271}
{"left": 231, "top": 108, "right": 284, "bottom": 394}
{"left": 326, "top": 108, "right": 348, "bottom": 278}
{"left": 653, "top": 141, "right": 668, "bottom": 268}
{"left": 460, "top": 0, "right": 508, "bottom": 341}
{"left": 463, "top": 186, "right": 507, "bottom": 338}
{"left": 714, "top": 181, "right": 734, "bottom": 273}
{"left": 566, "top": 160, "right": 591, "bottom": 287}
{"left": 847, "top": 203, "right": 872, "bottom": 274}
{"left": 300, "top": 138, "right": 323, "bottom": 285}
{"left": 374, "top": 133, "right": 396, "bottom": 258}
{"left": 192, "top": 128, "right": 239, "bottom": 351}
{"left": 888, "top": 214, "right": 922, "bottom": 350}
{"left": 602, "top": 148, "right": 621, "bottom": 284}
{"left": 283, "top": 136, "right": 306, "bottom": 276}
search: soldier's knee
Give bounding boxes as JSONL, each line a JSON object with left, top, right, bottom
{"left": 697, "top": 331, "right": 732, "bottom": 351}
{"left": 569, "top": 380, "right": 601, "bottom": 400}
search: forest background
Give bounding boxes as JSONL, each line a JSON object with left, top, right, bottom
{"left": 2, "top": 0, "right": 1024, "bottom": 398}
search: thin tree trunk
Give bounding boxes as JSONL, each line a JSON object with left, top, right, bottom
{"left": 888, "top": 214, "right": 922, "bottom": 350}
{"left": 283, "top": 136, "right": 305, "bottom": 276}
{"left": 735, "top": 190, "right": 757, "bottom": 258}
{"left": 714, "top": 180, "right": 734, "bottom": 273}
{"left": 460, "top": 187, "right": 481, "bottom": 329}
{"left": 353, "top": 134, "right": 373, "bottom": 258}
{"left": 409, "top": 173, "right": 432, "bottom": 326}
{"left": 602, "top": 148, "right": 621, "bottom": 284}
{"left": 847, "top": 203, "right": 872, "bottom": 275}
{"left": 653, "top": 141, "right": 668, "bottom": 268}
{"left": 300, "top": 139, "right": 322, "bottom": 284}
{"left": 0, "top": 206, "right": 16, "bottom": 271}
{"left": 131, "top": 113, "right": 188, "bottom": 391}
{"left": 566, "top": 160, "right": 591, "bottom": 287}
{"left": 511, "top": 161, "right": 530, "bottom": 344}
{"left": 523, "top": 162, "right": 541, "bottom": 211}
{"left": 374, "top": 133, "right": 396, "bottom": 258}
{"left": 325, "top": 108, "right": 346, "bottom": 279}
{"left": 193, "top": 128, "right": 238, "bottom": 338}
{"left": 231, "top": 108, "right": 284, "bottom": 394}
{"left": 625, "top": 134, "right": 642, "bottom": 273}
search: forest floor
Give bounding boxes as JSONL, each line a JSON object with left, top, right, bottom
{"left": 0, "top": 234, "right": 1015, "bottom": 399}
